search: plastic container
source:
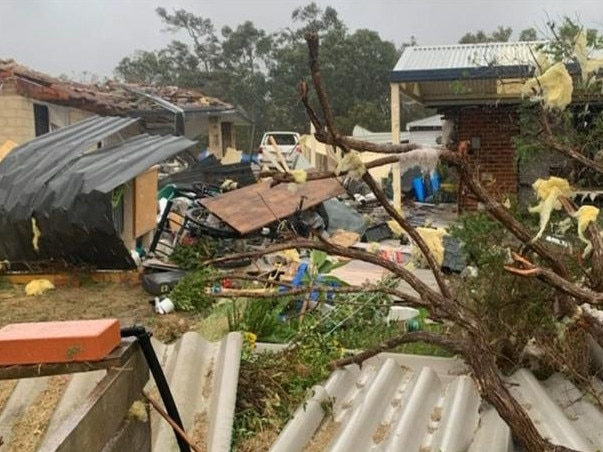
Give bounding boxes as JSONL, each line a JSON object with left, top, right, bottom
{"left": 413, "top": 177, "right": 426, "bottom": 202}
{"left": 154, "top": 297, "right": 175, "bottom": 314}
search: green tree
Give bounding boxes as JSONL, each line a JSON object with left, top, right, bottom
{"left": 459, "top": 25, "right": 513, "bottom": 43}
{"left": 519, "top": 27, "right": 538, "bottom": 41}
{"left": 115, "top": 3, "right": 412, "bottom": 144}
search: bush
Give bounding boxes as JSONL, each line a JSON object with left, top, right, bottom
{"left": 170, "top": 268, "right": 216, "bottom": 313}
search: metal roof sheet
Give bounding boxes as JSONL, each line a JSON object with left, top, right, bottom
{"left": 391, "top": 41, "right": 546, "bottom": 82}
{"left": 0, "top": 116, "right": 195, "bottom": 268}
{"left": 272, "top": 352, "right": 603, "bottom": 451}
{"left": 406, "top": 114, "right": 444, "bottom": 130}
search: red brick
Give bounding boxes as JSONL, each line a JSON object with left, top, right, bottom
{"left": 0, "top": 319, "right": 121, "bottom": 365}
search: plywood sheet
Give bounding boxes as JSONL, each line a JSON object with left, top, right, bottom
{"left": 200, "top": 179, "right": 345, "bottom": 234}
{"left": 134, "top": 167, "right": 158, "bottom": 237}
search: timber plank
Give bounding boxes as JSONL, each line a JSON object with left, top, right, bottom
{"left": 40, "top": 344, "right": 149, "bottom": 452}
{"left": 0, "top": 338, "right": 137, "bottom": 381}
{"left": 200, "top": 179, "right": 345, "bottom": 234}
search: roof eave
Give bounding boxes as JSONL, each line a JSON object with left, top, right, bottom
{"left": 390, "top": 65, "right": 535, "bottom": 83}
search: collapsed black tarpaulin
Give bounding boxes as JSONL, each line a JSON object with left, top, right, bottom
{"left": 0, "top": 115, "right": 195, "bottom": 269}
{"left": 159, "top": 154, "right": 256, "bottom": 190}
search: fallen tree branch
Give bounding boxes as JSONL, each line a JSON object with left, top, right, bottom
{"left": 330, "top": 330, "right": 467, "bottom": 369}
{"left": 143, "top": 390, "right": 202, "bottom": 452}
{"left": 558, "top": 196, "right": 603, "bottom": 292}
{"left": 505, "top": 252, "right": 603, "bottom": 304}
{"left": 203, "top": 282, "right": 428, "bottom": 309}
{"left": 304, "top": 33, "right": 452, "bottom": 300}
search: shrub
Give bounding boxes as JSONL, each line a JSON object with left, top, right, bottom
{"left": 170, "top": 268, "right": 216, "bottom": 313}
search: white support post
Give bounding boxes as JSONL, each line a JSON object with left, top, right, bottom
{"left": 391, "top": 83, "right": 402, "bottom": 211}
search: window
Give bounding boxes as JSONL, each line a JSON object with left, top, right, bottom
{"left": 33, "top": 104, "right": 49, "bottom": 136}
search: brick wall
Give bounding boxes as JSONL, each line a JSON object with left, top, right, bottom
{"left": 456, "top": 105, "right": 519, "bottom": 210}
{"left": 0, "top": 85, "right": 95, "bottom": 147}
{"left": 0, "top": 92, "right": 36, "bottom": 145}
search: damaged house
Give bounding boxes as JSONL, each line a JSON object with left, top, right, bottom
{"left": 0, "top": 60, "right": 255, "bottom": 270}
{"left": 388, "top": 41, "right": 599, "bottom": 210}
{"left": 0, "top": 59, "right": 251, "bottom": 158}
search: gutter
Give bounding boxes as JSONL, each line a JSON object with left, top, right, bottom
{"left": 124, "top": 86, "right": 186, "bottom": 136}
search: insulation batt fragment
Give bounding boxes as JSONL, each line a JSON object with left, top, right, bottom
{"left": 31, "top": 217, "right": 41, "bottom": 252}
{"left": 25, "top": 279, "right": 55, "bottom": 296}
{"left": 572, "top": 205, "right": 599, "bottom": 244}
{"left": 335, "top": 151, "right": 366, "bottom": 180}
{"left": 412, "top": 227, "right": 447, "bottom": 267}
{"left": 574, "top": 31, "right": 603, "bottom": 83}
{"left": 398, "top": 147, "right": 441, "bottom": 176}
{"left": 522, "top": 62, "right": 573, "bottom": 110}
{"left": 528, "top": 177, "right": 572, "bottom": 242}
{"left": 289, "top": 169, "right": 308, "bottom": 184}
{"left": 571, "top": 205, "right": 600, "bottom": 258}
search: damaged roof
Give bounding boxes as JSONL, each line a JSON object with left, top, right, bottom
{"left": 200, "top": 179, "right": 346, "bottom": 235}
{"left": 0, "top": 59, "right": 247, "bottom": 120}
{"left": 0, "top": 115, "right": 195, "bottom": 269}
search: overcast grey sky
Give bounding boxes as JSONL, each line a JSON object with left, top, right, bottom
{"left": 1, "top": 0, "right": 601, "bottom": 78}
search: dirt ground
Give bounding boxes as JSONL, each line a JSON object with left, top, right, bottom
{"left": 0, "top": 279, "right": 221, "bottom": 343}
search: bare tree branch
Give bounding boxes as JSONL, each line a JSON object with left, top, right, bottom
{"left": 330, "top": 330, "right": 468, "bottom": 369}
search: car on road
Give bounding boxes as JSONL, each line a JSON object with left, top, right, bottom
{"left": 257, "top": 131, "right": 301, "bottom": 168}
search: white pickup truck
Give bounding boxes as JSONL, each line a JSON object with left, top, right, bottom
{"left": 257, "top": 131, "right": 301, "bottom": 168}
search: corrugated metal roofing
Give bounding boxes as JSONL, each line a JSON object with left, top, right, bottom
{"left": 271, "top": 352, "right": 603, "bottom": 451}
{"left": 391, "top": 41, "right": 545, "bottom": 82}
{"left": 406, "top": 114, "right": 443, "bottom": 130}
{"left": 0, "top": 116, "right": 196, "bottom": 269}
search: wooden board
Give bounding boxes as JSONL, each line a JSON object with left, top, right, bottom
{"left": 201, "top": 179, "right": 345, "bottom": 235}
{"left": 134, "top": 167, "right": 158, "bottom": 237}
{"left": 40, "top": 345, "right": 149, "bottom": 452}
{"left": 0, "top": 338, "right": 138, "bottom": 380}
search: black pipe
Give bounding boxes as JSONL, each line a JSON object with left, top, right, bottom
{"left": 121, "top": 325, "right": 190, "bottom": 452}
{"left": 149, "top": 199, "right": 174, "bottom": 255}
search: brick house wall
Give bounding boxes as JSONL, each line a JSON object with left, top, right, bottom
{"left": 0, "top": 83, "right": 36, "bottom": 145}
{"left": 0, "top": 81, "right": 93, "bottom": 146}
{"left": 455, "top": 105, "right": 520, "bottom": 211}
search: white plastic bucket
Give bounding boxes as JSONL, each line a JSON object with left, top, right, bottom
{"left": 155, "top": 297, "right": 175, "bottom": 314}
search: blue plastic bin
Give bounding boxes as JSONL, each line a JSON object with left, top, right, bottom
{"left": 413, "top": 177, "right": 426, "bottom": 202}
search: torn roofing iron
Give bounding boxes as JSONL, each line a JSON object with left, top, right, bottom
{"left": 0, "top": 115, "right": 195, "bottom": 269}
{"left": 390, "top": 41, "right": 546, "bottom": 82}
{"left": 271, "top": 353, "right": 603, "bottom": 451}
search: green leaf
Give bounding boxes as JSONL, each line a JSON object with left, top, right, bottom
{"left": 312, "top": 250, "right": 328, "bottom": 272}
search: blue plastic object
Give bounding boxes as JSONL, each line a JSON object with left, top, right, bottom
{"left": 283, "top": 262, "right": 340, "bottom": 311}
{"left": 241, "top": 153, "right": 260, "bottom": 164}
{"left": 413, "top": 177, "right": 426, "bottom": 202}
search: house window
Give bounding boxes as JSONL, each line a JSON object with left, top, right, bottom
{"left": 33, "top": 104, "right": 50, "bottom": 136}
